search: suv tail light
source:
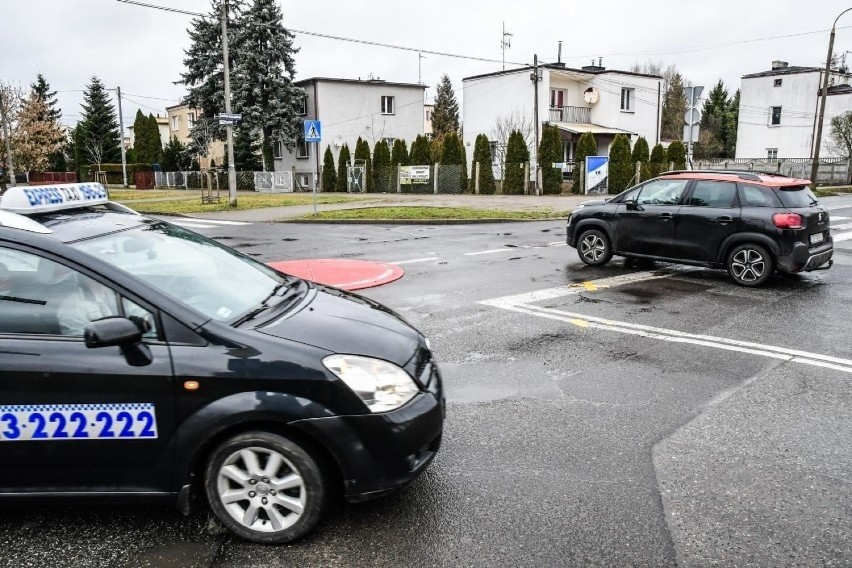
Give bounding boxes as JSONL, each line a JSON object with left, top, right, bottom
{"left": 772, "top": 213, "right": 803, "bottom": 229}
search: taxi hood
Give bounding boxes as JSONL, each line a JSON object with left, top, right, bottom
{"left": 257, "top": 285, "right": 421, "bottom": 368}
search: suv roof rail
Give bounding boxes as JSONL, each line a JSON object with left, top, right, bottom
{"left": 663, "top": 169, "right": 790, "bottom": 181}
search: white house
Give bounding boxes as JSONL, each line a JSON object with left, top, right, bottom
{"left": 735, "top": 61, "right": 852, "bottom": 159}
{"left": 274, "top": 77, "right": 427, "bottom": 189}
{"left": 463, "top": 61, "right": 662, "bottom": 177}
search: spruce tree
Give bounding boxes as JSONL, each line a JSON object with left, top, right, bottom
{"left": 335, "top": 143, "right": 351, "bottom": 191}
{"left": 161, "top": 136, "right": 191, "bottom": 171}
{"left": 431, "top": 74, "right": 459, "bottom": 138}
{"left": 668, "top": 140, "right": 686, "bottom": 169}
{"left": 649, "top": 143, "right": 668, "bottom": 178}
{"left": 608, "top": 134, "right": 633, "bottom": 194}
{"left": 12, "top": 91, "right": 64, "bottom": 173}
{"left": 391, "top": 139, "right": 409, "bottom": 166}
{"left": 133, "top": 110, "right": 156, "bottom": 164}
{"left": 322, "top": 145, "right": 336, "bottom": 191}
{"left": 354, "top": 137, "right": 372, "bottom": 192}
{"left": 471, "top": 133, "right": 496, "bottom": 194}
{"left": 372, "top": 139, "right": 391, "bottom": 192}
{"left": 661, "top": 73, "right": 688, "bottom": 141}
{"left": 232, "top": 0, "right": 303, "bottom": 170}
{"left": 572, "top": 132, "right": 597, "bottom": 192}
{"left": 538, "top": 124, "right": 563, "bottom": 195}
{"left": 146, "top": 114, "right": 163, "bottom": 163}
{"left": 439, "top": 132, "right": 465, "bottom": 192}
{"left": 233, "top": 127, "right": 261, "bottom": 170}
{"left": 78, "top": 76, "right": 121, "bottom": 166}
{"left": 31, "top": 74, "right": 65, "bottom": 171}
{"left": 409, "top": 134, "right": 432, "bottom": 165}
{"left": 503, "top": 130, "right": 530, "bottom": 195}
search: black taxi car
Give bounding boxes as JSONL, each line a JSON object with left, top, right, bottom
{"left": 0, "top": 183, "right": 444, "bottom": 544}
{"left": 567, "top": 171, "right": 833, "bottom": 286}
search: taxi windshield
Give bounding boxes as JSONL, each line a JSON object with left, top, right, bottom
{"left": 70, "top": 221, "right": 288, "bottom": 322}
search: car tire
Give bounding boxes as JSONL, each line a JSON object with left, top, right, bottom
{"left": 204, "top": 431, "right": 326, "bottom": 544}
{"left": 726, "top": 243, "right": 773, "bottom": 287}
{"left": 577, "top": 229, "right": 612, "bottom": 266}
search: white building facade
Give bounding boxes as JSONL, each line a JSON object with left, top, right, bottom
{"left": 463, "top": 63, "right": 662, "bottom": 178}
{"left": 735, "top": 61, "right": 852, "bottom": 159}
{"left": 274, "top": 77, "right": 426, "bottom": 189}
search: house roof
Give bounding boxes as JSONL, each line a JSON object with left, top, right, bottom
{"left": 463, "top": 63, "right": 662, "bottom": 82}
{"left": 552, "top": 122, "right": 636, "bottom": 136}
{"left": 297, "top": 77, "right": 427, "bottom": 89}
{"left": 827, "top": 84, "right": 852, "bottom": 96}
{"left": 742, "top": 66, "right": 821, "bottom": 79}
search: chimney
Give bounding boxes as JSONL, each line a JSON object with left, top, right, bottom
{"left": 581, "top": 57, "right": 606, "bottom": 72}
{"left": 558, "top": 41, "right": 562, "bottom": 63}
{"left": 772, "top": 60, "right": 789, "bottom": 70}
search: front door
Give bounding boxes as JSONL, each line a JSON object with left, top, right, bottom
{"left": 672, "top": 180, "right": 740, "bottom": 262}
{"left": 613, "top": 179, "right": 689, "bottom": 257}
{"left": 0, "top": 246, "right": 175, "bottom": 492}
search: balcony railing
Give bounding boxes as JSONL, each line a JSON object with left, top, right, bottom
{"left": 548, "top": 106, "right": 591, "bottom": 123}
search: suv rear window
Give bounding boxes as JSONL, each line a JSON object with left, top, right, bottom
{"left": 739, "top": 184, "right": 781, "bottom": 207}
{"left": 775, "top": 185, "right": 818, "bottom": 208}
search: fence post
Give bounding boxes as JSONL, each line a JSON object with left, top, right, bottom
{"left": 635, "top": 161, "right": 641, "bottom": 185}
{"left": 668, "top": 161, "right": 674, "bottom": 172}
{"left": 397, "top": 164, "right": 402, "bottom": 193}
{"left": 434, "top": 163, "right": 439, "bottom": 194}
{"left": 523, "top": 162, "right": 530, "bottom": 195}
{"left": 291, "top": 166, "right": 298, "bottom": 191}
{"left": 474, "top": 162, "right": 481, "bottom": 195}
{"left": 830, "top": 162, "right": 836, "bottom": 185}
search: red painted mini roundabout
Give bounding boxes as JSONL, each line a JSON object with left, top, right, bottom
{"left": 266, "top": 259, "right": 404, "bottom": 291}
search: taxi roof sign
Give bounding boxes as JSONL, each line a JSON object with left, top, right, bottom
{"left": 0, "top": 183, "right": 109, "bottom": 215}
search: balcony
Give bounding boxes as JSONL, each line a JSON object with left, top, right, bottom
{"left": 548, "top": 106, "right": 591, "bottom": 123}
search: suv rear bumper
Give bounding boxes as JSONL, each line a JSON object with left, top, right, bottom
{"left": 777, "top": 242, "right": 833, "bottom": 273}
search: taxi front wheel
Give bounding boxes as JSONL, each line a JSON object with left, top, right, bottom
{"left": 204, "top": 431, "right": 327, "bottom": 544}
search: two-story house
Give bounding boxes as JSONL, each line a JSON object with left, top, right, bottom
{"left": 164, "top": 103, "right": 225, "bottom": 169}
{"left": 735, "top": 60, "right": 852, "bottom": 159}
{"left": 274, "top": 77, "right": 427, "bottom": 189}
{"left": 463, "top": 61, "right": 662, "bottom": 178}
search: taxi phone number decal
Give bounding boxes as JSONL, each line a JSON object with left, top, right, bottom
{"left": 0, "top": 403, "right": 157, "bottom": 441}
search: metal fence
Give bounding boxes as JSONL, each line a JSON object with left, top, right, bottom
{"left": 394, "top": 164, "right": 466, "bottom": 194}
{"left": 253, "top": 171, "right": 293, "bottom": 193}
{"left": 154, "top": 170, "right": 257, "bottom": 191}
{"left": 694, "top": 158, "right": 851, "bottom": 185}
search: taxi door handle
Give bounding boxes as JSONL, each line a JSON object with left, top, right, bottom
{"left": 715, "top": 216, "right": 734, "bottom": 224}
{"left": 658, "top": 212, "right": 674, "bottom": 221}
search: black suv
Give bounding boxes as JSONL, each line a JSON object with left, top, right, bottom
{"left": 566, "top": 171, "right": 833, "bottom": 286}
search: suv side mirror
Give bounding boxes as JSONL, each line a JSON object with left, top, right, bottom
{"left": 625, "top": 199, "right": 642, "bottom": 211}
{"left": 85, "top": 317, "right": 143, "bottom": 349}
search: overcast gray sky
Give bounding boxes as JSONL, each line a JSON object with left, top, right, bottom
{"left": 3, "top": 0, "right": 852, "bottom": 131}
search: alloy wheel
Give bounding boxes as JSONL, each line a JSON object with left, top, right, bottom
{"left": 580, "top": 234, "right": 607, "bottom": 263}
{"left": 730, "top": 249, "right": 765, "bottom": 283}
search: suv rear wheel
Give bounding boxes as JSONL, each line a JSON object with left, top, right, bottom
{"left": 726, "top": 244, "right": 773, "bottom": 287}
{"left": 578, "top": 229, "right": 612, "bottom": 266}
{"left": 205, "top": 431, "right": 326, "bottom": 544}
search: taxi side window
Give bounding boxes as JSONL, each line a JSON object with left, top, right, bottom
{"left": 0, "top": 247, "right": 119, "bottom": 337}
{"left": 122, "top": 298, "right": 158, "bottom": 339}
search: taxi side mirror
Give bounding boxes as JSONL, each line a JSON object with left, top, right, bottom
{"left": 84, "top": 317, "right": 143, "bottom": 349}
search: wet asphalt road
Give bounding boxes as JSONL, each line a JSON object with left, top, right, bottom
{"left": 3, "top": 196, "right": 852, "bottom": 567}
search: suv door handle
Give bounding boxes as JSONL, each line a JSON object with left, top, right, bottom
{"left": 715, "top": 216, "right": 734, "bottom": 224}
{"left": 658, "top": 212, "right": 674, "bottom": 221}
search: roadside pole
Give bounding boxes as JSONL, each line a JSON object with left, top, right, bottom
{"left": 116, "top": 86, "right": 128, "bottom": 188}
{"left": 221, "top": 0, "right": 237, "bottom": 207}
{"left": 0, "top": 93, "right": 16, "bottom": 188}
{"left": 532, "top": 54, "right": 541, "bottom": 195}
{"left": 313, "top": 141, "right": 318, "bottom": 214}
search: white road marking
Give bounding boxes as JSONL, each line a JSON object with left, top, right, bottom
{"left": 465, "top": 248, "right": 518, "bottom": 256}
{"left": 465, "top": 242, "right": 567, "bottom": 256}
{"left": 831, "top": 223, "right": 852, "bottom": 231}
{"left": 833, "top": 231, "right": 852, "bottom": 242}
{"left": 179, "top": 218, "right": 251, "bottom": 226}
{"left": 827, "top": 205, "right": 852, "bottom": 211}
{"left": 391, "top": 257, "right": 441, "bottom": 265}
{"left": 831, "top": 216, "right": 850, "bottom": 221}
{"left": 170, "top": 222, "right": 216, "bottom": 229}
{"left": 479, "top": 272, "right": 852, "bottom": 375}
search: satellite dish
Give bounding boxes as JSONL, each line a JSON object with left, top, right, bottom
{"left": 583, "top": 87, "right": 600, "bottom": 104}
{"left": 333, "top": 135, "right": 344, "bottom": 148}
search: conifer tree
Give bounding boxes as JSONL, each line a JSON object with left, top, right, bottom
{"left": 372, "top": 139, "right": 391, "bottom": 192}
{"left": 503, "top": 130, "right": 530, "bottom": 194}
{"left": 146, "top": 114, "right": 163, "bottom": 163}
{"left": 431, "top": 74, "right": 459, "bottom": 138}
{"left": 572, "top": 132, "right": 597, "bottom": 192}
{"left": 335, "top": 143, "right": 351, "bottom": 191}
{"left": 439, "top": 132, "right": 465, "bottom": 192}
{"left": 78, "top": 76, "right": 121, "bottom": 166}
{"left": 354, "top": 137, "right": 372, "bottom": 192}
{"left": 538, "top": 124, "right": 563, "bottom": 195}
{"left": 667, "top": 140, "right": 686, "bottom": 169}
{"left": 631, "top": 136, "right": 650, "bottom": 181}
{"left": 391, "top": 139, "right": 409, "bottom": 166}
{"left": 661, "top": 73, "right": 688, "bottom": 141}
{"left": 233, "top": 127, "right": 261, "bottom": 170}
{"left": 409, "top": 134, "right": 432, "bottom": 165}
{"left": 649, "top": 143, "right": 668, "bottom": 178}
{"left": 471, "top": 133, "right": 496, "bottom": 194}
{"left": 31, "top": 74, "right": 65, "bottom": 170}
{"left": 608, "top": 134, "right": 633, "bottom": 193}
{"left": 12, "top": 91, "right": 64, "bottom": 173}
{"left": 321, "top": 145, "right": 336, "bottom": 191}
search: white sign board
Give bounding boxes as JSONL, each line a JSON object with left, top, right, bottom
{"left": 399, "top": 165, "right": 431, "bottom": 184}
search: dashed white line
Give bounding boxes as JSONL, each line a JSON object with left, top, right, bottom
{"left": 170, "top": 222, "right": 216, "bottom": 229}
{"left": 392, "top": 257, "right": 441, "bottom": 265}
{"left": 833, "top": 231, "right": 852, "bottom": 242}
{"left": 465, "top": 248, "right": 518, "bottom": 256}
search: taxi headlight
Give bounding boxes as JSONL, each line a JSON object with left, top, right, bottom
{"left": 322, "top": 355, "right": 419, "bottom": 413}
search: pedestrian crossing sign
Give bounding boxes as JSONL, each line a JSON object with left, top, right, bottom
{"left": 304, "top": 120, "right": 322, "bottom": 142}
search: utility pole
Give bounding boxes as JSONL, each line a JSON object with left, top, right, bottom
{"left": 811, "top": 8, "right": 852, "bottom": 186}
{"left": 116, "top": 86, "right": 128, "bottom": 188}
{"left": 501, "top": 22, "right": 512, "bottom": 71}
{"left": 418, "top": 52, "right": 426, "bottom": 84}
{"left": 532, "top": 54, "right": 541, "bottom": 195}
{"left": 0, "top": 92, "right": 15, "bottom": 188}
{"left": 221, "top": 0, "right": 237, "bottom": 206}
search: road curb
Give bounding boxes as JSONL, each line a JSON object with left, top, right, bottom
{"left": 277, "top": 217, "right": 569, "bottom": 225}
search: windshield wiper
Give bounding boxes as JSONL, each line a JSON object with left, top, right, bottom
{"left": 231, "top": 305, "right": 271, "bottom": 327}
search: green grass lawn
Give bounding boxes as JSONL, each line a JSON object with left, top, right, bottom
{"left": 108, "top": 189, "right": 204, "bottom": 201}
{"left": 118, "top": 193, "right": 365, "bottom": 215}
{"left": 296, "top": 206, "right": 569, "bottom": 221}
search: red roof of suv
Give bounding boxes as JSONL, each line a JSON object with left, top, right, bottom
{"left": 659, "top": 171, "right": 811, "bottom": 188}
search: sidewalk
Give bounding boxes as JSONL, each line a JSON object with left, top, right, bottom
{"left": 179, "top": 192, "right": 594, "bottom": 223}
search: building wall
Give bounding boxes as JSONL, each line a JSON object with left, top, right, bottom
{"left": 165, "top": 104, "right": 224, "bottom": 169}
{"left": 274, "top": 80, "right": 426, "bottom": 189}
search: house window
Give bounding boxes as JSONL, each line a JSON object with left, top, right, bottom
{"left": 187, "top": 112, "right": 196, "bottom": 129}
{"left": 171, "top": 116, "right": 179, "bottom": 130}
{"left": 425, "top": 109, "right": 431, "bottom": 121}
{"left": 621, "top": 88, "right": 635, "bottom": 112}
{"left": 767, "top": 148, "right": 779, "bottom": 160}
{"left": 273, "top": 140, "right": 283, "bottom": 159}
{"left": 550, "top": 89, "right": 565, "bottom": 108}
{"left": 770, "top": 106, "right": 782, "bottom": 126}
{"left": 297, "top": 96, "right": 307, "bottom": 116}
{"left": 381, "top": 96, "right": 395, "bottom": 115}
{"left": 298, "top": 174, "right": 310, "bottom": 188}
{"left": 774, "top": 78, "right": 783, "bottom": 87}
{"left": 297, "top": 139, "right": 309, "bottom": 159}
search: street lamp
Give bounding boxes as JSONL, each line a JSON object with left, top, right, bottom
{"left": 811, "top": 7, "right": 852, "bottom": 186}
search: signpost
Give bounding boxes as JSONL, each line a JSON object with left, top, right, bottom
{"left": 218, "top": 112, "right": 242, "bottom": 126}
{"left": 584, "top": 156, "right": 609, "bottom": 195}
{"left": 304, "top": 120, "right": 322, "bottom": 213}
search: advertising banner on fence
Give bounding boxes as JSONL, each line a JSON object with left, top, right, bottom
{"left": 399, "top": 165, "right": 431, "bottom": 185}
{"left": 585, "top": 156, "right": 609, "bottom": 195}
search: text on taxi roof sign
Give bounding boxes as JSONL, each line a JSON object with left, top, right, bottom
{"left": 0, "top": 183, "right": 109, "bottom": 214}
